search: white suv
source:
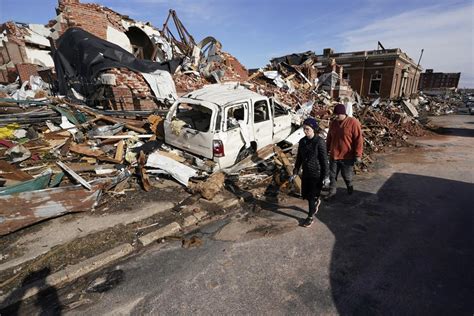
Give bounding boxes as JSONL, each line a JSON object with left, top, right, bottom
{"left": 164, "top": 83, "right": 294, "bottom": 170}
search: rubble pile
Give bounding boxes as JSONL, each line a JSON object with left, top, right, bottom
{"left": 172, "top": 47, "right": 249, "bottom": 93}
{"left": 417, "top": 93, "right": 462, "bottom": 116}
{"left": 0, "top": 0, "right": 465, "bottom": 237}
{"left": 173, "top": 72, "right": 208, "bottom": 93}
{"left": 0, "top": 95, "right": 222, "bottom": 235}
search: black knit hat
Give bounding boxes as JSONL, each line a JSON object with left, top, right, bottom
{"left": 303, "top": 117, "right": 319, "bottom": 131}
{"left": 334, "top": 103, "right": 346, "bottom": 115}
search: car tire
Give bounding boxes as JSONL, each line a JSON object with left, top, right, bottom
{"left": 235, "top": 146, "right": 255, "bottom": 164}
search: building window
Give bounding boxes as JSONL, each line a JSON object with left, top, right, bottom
{"left": 369, "top": 73, "right": 382, "bottom": 95}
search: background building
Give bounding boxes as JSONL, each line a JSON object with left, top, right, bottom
{"left": 317, "top": 47, "right": 422, "bottom": 99}
{"left": 418, "top": 69, "right": 460, "bottom": 91}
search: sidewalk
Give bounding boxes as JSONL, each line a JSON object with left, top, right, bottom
{"left": 0, "top": 179, "right": 241, "bottom": 305}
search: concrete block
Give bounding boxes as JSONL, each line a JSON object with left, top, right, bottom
{"left": 139, "top": 222, "right": 181, "bottom": 246}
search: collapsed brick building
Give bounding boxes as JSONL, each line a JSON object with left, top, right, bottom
{"left": 0, "top": 22, "right": 54, "bottom": 84}
{"left": 1, "top": 0, "right": 249, "bottom": 111}
{"left": 317, "top": 47, "right": 422, "bottom": 99}
{"left": 418, "top": 69, "right": 461, "bottom": 91}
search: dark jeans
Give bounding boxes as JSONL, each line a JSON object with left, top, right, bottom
{"left": 329, "top": 159, "right": 354, "bottom": 193}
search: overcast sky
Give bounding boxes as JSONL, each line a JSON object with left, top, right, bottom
{"left": 1, "top": 0, "right": 473, "bottom": 87}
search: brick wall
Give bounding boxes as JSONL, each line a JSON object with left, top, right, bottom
{"left": 102, "top": 68, "right": 158, "bottom": 110}
{"left": 16, "top": 63, "right": 39, "bottom": 84}
{"left": 340, "top": 59, "right": 398, "bottom": 98}
{"left": 56, "top": 0, "right": 126, "bottom": 40}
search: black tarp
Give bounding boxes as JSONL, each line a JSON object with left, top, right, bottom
{"left": 53, "top": 27, "right": 181, "bottom": 97}
{"left": 270, "top": 51, "right": 316, "bottom": 67}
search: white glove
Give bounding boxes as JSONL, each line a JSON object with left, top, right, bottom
{"left": 289, "top": 175, "right": 296, "bottom": 183}
{"left": 323, "top": 177, "right": 330, "bottom": 187}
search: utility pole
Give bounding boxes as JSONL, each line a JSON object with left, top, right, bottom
{"left": 413, "top": 48, "right": 424, "bottom": 92}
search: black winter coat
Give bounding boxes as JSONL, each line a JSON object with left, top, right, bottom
{"left": 294, "top": 136, "right": 329, "bottom": 200}
{"left": 294, "top": 136, "right": 329, "bottom": 181}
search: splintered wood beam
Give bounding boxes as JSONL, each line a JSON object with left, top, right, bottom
{"left": 274, "top": 146, "right": 302, "bottom": 193}
{"left": 56, "top": 161, "right": 92, "bottom": 190}
{"left": 65, "top": 103, "right": 147, "bottom": 134}
{"left": 115, "top": 140, "right": 125, "bottom": 162}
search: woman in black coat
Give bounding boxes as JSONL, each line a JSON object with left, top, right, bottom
{"left": 293, "top": 117, "right": 329, "bottom": 227}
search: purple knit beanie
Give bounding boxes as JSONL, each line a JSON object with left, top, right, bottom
{"left": 303, "top": 117, "right": 319, "bottom": 131}
{"left": 334, "top": 103, "right": 346, "bottom": 115}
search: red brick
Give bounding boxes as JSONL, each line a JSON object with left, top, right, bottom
{"left": 16, "top": 63, "right": 39, "bottom": 84}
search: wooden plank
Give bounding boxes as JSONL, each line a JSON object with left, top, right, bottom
{"left": 64, "top": 163, "right": 115, "bottom": 173}
{"left": 0, "top": 183, "right": 103, "bottom": 235}
{"left": 138, "top": 151, "right": 151, "bottom": 192}
{"left": 66, "top": 103, "right": 147, "bottom": 133}
{"left": 69, "top": 143, "right": 120, "bottom": 164}
{"left": 56, "top": 161, "right": 92, "bottom": 190}
{"left": 0, "top": 161, "right": 33, "bottom": 181}
{"left": 226, "top": 144, "right": 275, "bottom": 173}
{"left": 114, "top": 140, "right": 125, "bottom": 162}
{"left": 157, "top": 151, "right": 186, "bottom": 163}
{"left": 274, "top": 146, "right": 302, "bottom": 193}
{"left": 92, "top": 134, "right": 153, "bottom": 139}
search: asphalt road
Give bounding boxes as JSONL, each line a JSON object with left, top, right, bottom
{"left": 11, "top": 114, "right": 474, "bottom": 315}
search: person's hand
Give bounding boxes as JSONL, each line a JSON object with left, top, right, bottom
{"left": 323, "top": 177, "right": 330, "bottom": 187}
{"left": 355, "top": 156, "right": 362, "bottom": 164}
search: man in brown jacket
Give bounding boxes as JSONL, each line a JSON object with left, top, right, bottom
{"left": 326, "top": 103, "right": 363, "bottom": 198}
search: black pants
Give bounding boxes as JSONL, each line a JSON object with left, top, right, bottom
{"left": 329, "top": 159, "right": 354, "bottom": 194}
{"left": 308, "top": 196, "right": 320, "bottom": 218}
{"left": 301, "top": 177, "right": 322, "bottom": 218}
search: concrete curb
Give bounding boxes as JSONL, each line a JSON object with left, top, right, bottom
{"left": 139, "top": 222, "right": 182, "bottom": 246}
{"left": 0, "top": 195, "right": 240, "bottom": 310}
{"left": 0, "top": 243, "right": 134, "bottom": 309}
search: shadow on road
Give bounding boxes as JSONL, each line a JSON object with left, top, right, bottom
{"left": 316, "top": 173, "right": 473, "bottom": 315}
{"left": 429, "top": 126, "right": 474, "bottom": 137}
{"left": 0, "top": 267, "right": 63, "bottom": 315}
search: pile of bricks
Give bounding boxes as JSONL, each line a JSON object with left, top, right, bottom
{"left": 0, "top": 22, "right": 29, "bottom": 46}
{"left": 173, "top": 72, "right": 209, "bottom": 94}
{"left": 172, "top": 52, "right": 249, "bottom": 93}
{"left": 219, "top": 52, "right": 249, "bottom": 82}
{"left": 102, "top": 68, "right": 158, "bottom": 111}
{"left": 0, "top": 22, "right": 36, "bottom": 83}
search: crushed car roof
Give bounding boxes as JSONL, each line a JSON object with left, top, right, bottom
{"left": 182, "top": 83, "right": 266, "bottom": 106}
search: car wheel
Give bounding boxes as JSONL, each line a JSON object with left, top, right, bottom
{"left": 235, "top": 146, "right": 255, "bottom": 164}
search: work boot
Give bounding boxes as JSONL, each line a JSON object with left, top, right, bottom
{"left": 347, "top": 185, "right": 354, "bottom": 195}
{"left": 302, "top": 217, "right": 314, "bottom": 228}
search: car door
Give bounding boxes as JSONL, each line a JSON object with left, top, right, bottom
{"left": 220, "top": 102, "right": 249, "bottom": 163}
{"left": 252, "top": 99, "right": 273, "bottom": 149}
{"left": 164, "top": 100, "right": 216, "bottom": 159}
{"left": 271, "top": 98, "right": 293, "bottom": 142}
